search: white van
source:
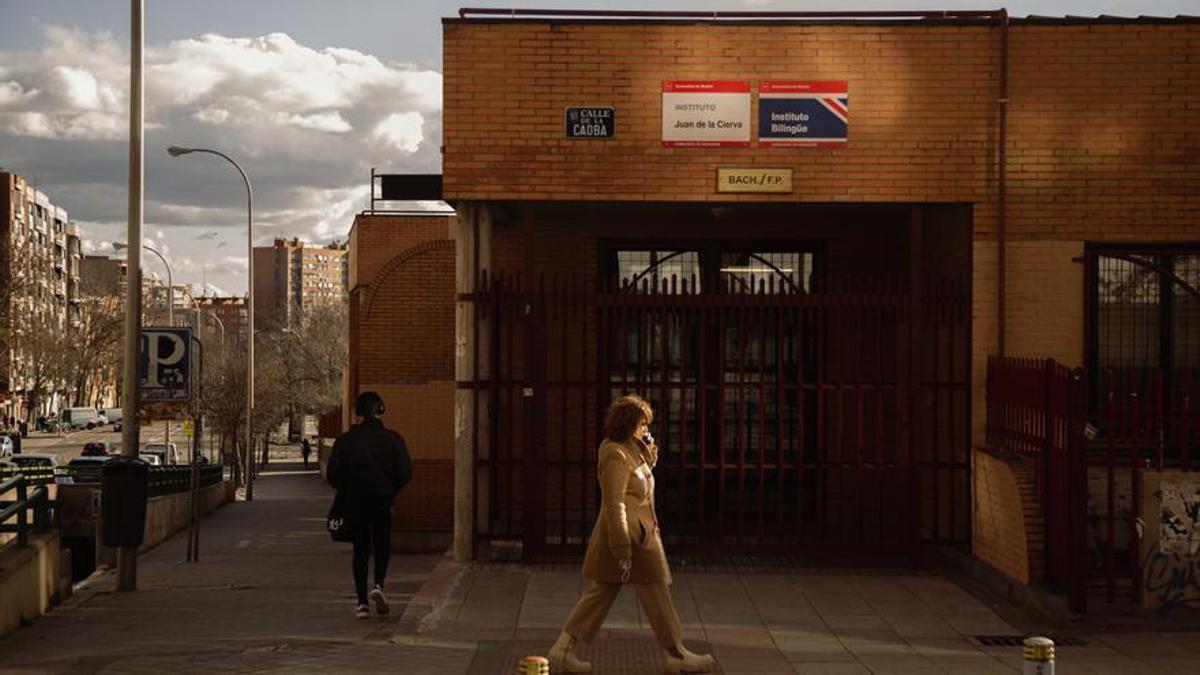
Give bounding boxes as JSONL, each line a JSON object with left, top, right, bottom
{"left": 142, "top": 442, "right": 180, "bottom": 465}
{"left": 61, "top": 407, "right": 102, "bottom": 430}
{"left": 103, "top": 408, "right": 123, "bottom": 424}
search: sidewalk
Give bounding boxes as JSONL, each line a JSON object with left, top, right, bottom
{"left": 5, "top": 467, "right": 1200, "bottom": 673}
{"left": 0, "top": 465, "right": 456, "bottom": 674}
{"left": 398, "top": 560, "right": 1200, "bottom": 674}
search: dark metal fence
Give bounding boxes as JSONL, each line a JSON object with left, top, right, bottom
{"left": 464, "top": 271, "right": 969, "bottom": 559}
{"left": 0, "top": 474, "right": 52, "bottom": 549}
{"left": 0, "top": 462, "right": 224, "bottom": 496}
{"left": 985, "top": 356, "right": 1088, "bottom": 610}
{"left": 986, "top": 356, "right": 1200, "bottom": 613}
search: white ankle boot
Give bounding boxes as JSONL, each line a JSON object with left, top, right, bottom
{"left": 548, "top": 630, "right": 593, "bottom": 673}
{"left": 664, "top": 642, "right": 715, "bottom": 673}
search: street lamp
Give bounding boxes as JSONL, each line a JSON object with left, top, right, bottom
{"left": 113, "top": 241, "right": 178, "bottom": 463}
{"left": 167, "top": 145, "right": 255, "bottom": 501}
{"left": 113, "top": 242, "right": 173, "bottom": 326}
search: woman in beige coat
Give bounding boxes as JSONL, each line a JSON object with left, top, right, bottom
{"left": 548, "top": 395, "right": 715, "bottom": 673}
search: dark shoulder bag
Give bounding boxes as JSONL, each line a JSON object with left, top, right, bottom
{"left": 327, "top": 491, "right": 354, "bottom": 542}
{"left": 326, "top": 452, "right": 355, "bottom": 543}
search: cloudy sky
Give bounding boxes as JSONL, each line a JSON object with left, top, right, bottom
{"left": 0, "top": 1, "right": 1192, "bottom": 295}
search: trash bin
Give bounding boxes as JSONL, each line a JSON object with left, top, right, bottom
{"left": 101, "top": 457, "right": 149, "bottom": 548}
{"left": 18, "top": 421, "right": 28, "bottom": 438}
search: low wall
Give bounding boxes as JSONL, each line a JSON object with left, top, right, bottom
{"left": 972, "top": 447, "right": 1035, "bottom": 584}
{"left": 1139, "top": 470, "right": 1200, "bottom": 616}
{"left": 97, "top": 480, "right": 232, "bottom": 566}
{"left": 0, "top": 530, "right": 61, "bottom": 637}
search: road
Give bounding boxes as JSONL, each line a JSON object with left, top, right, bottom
{"left": 18, "top": 421, "right": 219, "bottom": 462}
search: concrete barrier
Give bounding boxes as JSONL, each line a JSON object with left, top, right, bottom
{"left": 0, "top": 530, "right": 62, "bottom": 637}
{"left": 98, "top": 479, "right": 232, "bottom": 566}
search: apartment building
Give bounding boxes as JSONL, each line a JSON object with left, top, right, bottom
{"left": 194, "top": 295, "right": 248, "bottom": 345}
{"left": 252, "top": 237, "right": 348, "bottom": 328}
{"left": 0, "top": 170, "right": 83, "bottom": 419}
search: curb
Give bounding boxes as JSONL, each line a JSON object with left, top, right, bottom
{"left": 394, "top": 553, "right": 470, "bottom": 637}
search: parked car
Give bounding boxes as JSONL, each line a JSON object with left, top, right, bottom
{"left": 13, "top": 453, "right": 72, "bottom": 485}
{"left": 0, "top": 434, "right": 11, "bottom": 458}
{"left": 61, "top": 407, "right": 102, "bottom": 430}
{"left": 142, "top": 442, "right": 180, "bottom": 465}
{"left": 67, "top": 456, "right": 111, "bottom": 483}
{"left": 113, "top": 421, "right": 123, "bottom": 432}
{"left": 103, "top": 408, "right": 123, "bottom": 425}
{"left": 82, "top": 441, "right": 111, "bottom": 456}
{"left": 96, "top": 410, "right": 108, "bottom": 425}
{"left": 140, "top": 454, "right": 162, "bottom": 466}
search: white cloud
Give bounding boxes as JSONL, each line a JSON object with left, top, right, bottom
{"left": 281, "top": 111, "right": 352, "bottom": 133}
{"left": 373, "top": 112, "right": 424, "bottom": 153}
{"left": 0, "top": 25, "right": 443, "bottom": 295}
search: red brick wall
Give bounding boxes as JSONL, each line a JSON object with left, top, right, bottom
{"left": 347, "top": 213, "right": 457, "bottom": 534}
{"left": 443, "top": 20, "right": 1197, "bottom": 241}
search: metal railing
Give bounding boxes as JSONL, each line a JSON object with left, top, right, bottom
{"left": 1, "top": 462, "right": 225, "bottom": 495}
{"left": 0, "top": 474, "right": 52, "bottom": 548}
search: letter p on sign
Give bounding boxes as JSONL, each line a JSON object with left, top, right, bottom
{"left": 140, "top": 328, "right": 192, "bottom": 402}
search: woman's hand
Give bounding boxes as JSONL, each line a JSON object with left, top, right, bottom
{"left": 619, "top": 556, "right": 632, "bottom": 583}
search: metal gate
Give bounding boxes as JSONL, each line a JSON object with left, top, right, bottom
{"left": 466, "top": 270, "right": 968, "bottom": 558}
{"left": 1083, "top": 248, "right": 1200, "bottom": 613}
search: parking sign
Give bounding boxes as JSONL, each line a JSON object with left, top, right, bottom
{"left": 140, "top": 328, "right": 191, "bottom": 402}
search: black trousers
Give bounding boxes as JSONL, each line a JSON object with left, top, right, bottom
{"left": 349, "top": 495, "right": 393, "bottom": 604}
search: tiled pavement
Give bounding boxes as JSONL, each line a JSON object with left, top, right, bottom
{"left": 404, "top": 561, "right": 1200, "bottom": 674}
{"left": 4, "top": 465, "right": 1200, "bottom": 673}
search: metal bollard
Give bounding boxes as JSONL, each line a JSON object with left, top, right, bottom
{"left": 1023, "top": 636, "right": 1055, "bottom": 674}
{"left": 520, "top": 655, "right": 549, "bottom": 675}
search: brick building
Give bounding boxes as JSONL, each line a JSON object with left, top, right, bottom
{"left": 253, "top": 237, "right": 349, "bottom": 329}
{"left": 348, "top": 11, "right": 1198, "bottom": 609}
{"left": 0, "top": 170, "right": 83, "bottom": 420}
{"left": 195, "top": 295, "right": 249, "bottom": 345}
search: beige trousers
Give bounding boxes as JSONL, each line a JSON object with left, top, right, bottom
{"left": 563, "top": 581, "right": 683, "bottom": 649}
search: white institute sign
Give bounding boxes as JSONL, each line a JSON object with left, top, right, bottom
{"left": 662, "top": 80, "right": 751, "bottom": 147}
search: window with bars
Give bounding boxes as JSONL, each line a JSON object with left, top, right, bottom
{"left": 1090, "top": 251, "right": 1200, "bottom": 373}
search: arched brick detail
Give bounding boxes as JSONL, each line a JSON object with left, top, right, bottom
{"left": 359, "top": 239, "right": 456, "bottom": 386}
{"left": 362, "top": 239, "right": 456, "bottom": 319}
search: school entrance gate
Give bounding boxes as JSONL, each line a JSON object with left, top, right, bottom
{"left": 458, "top": 206, "right": 971, "bottom": 560}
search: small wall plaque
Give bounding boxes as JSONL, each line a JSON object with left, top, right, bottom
{"left": 565, "top": 107, "right": 615, "bottom": 139}
{"left": 717, "top": 168, "right": 793, "bottom": 193}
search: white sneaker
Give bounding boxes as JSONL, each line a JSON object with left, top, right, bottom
{"left": 369, "top": 584, "right": 389, "bottom": 616}
{"left": 355, "top": 603, "right": 370, "bottom": 620}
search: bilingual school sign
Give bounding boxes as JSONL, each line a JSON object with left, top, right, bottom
{"left": 758, "top": 81, "right": 849, "bottom": 147}
{"left": 662, "top": 80, "right": 751, "bottom": 147}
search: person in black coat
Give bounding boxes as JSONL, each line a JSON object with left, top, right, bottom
{"left": 326, "top": 391, "right": 412, "bottom": 619}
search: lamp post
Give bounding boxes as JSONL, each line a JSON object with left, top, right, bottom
{"left": 116, "top": 0, "right": 146, "bottom": 592}
{"left": 167, "top": 145, "right": 254, "bottom": 501}
{"left": 114, "top": 242, "right": 173, "bottom": 326}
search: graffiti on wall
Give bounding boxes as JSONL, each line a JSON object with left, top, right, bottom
{"left": 1142, "top": 479, "right": 1200, "bottom": 615}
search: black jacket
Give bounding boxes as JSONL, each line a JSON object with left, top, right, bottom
{"left": 326, "top": 418, "right": 412, "bottom": 499}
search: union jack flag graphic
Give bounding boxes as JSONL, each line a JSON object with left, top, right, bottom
{"left": 758, "top": 81, "right": 849, "bottom": 147}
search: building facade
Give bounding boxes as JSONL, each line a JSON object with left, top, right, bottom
{"left": 253, "top": 238, "right": 349, "bottom": 329}
{"left": 195, "top": 295, "right": 249, "bottom": 345}
{"left": 348, "top": 12, "right": 1198, "bottom": 611}
{"left": 0, "top": 170, "right": 83, "bottom": 420}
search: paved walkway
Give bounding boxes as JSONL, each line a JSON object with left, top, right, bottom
{"left": 4, "top": 467, "right": 1200, "bottom": 673}
{"left": 0, "top": 465, "right": 455, "bottom": 674}
{"left": 401, "top": 562, "right": 1200, "bottom": 674}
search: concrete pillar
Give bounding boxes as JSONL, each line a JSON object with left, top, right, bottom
{"left": 454, "top": 203, "right": 491, "bottom": 562}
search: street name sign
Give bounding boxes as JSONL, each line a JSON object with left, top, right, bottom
{"left": 565, "top": 107, "right": 615, "bottom": 138}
